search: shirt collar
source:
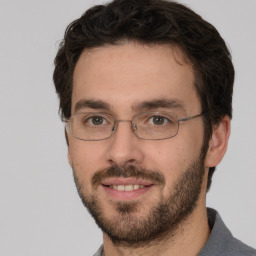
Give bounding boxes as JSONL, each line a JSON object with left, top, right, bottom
{"left": 198, "top": 208, "right": 233, "bottom": 256}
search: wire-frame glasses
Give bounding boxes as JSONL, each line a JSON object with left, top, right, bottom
{"left": 66, "top": 111, "right": 205, "bottom": 141}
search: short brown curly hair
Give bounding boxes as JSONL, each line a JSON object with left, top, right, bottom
{"left": 53, "top": 0, "right": 234, "bottom": 190}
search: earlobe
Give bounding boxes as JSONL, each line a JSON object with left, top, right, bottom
{"left": 205, "top": 115, "right": 231, "bottom": 168}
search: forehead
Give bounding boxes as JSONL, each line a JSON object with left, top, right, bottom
{"left": 72, "top": 42, "right": 200, "bottom": 115}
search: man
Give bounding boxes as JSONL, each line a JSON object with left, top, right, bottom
{"left": 53, "top": 0, "right": 256, "bottom": 255}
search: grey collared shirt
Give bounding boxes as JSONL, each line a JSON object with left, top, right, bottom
{"left": 93, "top": 208, "right": 256, "bottom": 256}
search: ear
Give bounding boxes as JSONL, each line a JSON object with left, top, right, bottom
{"left": 65, "top": 127, "right": 72, "bottom": 167}
{"left": 205, "top": 115, "right": 231, "bottom": 168}
{"left": 65, "top": 128, "right": 69, "bottom": 146}
{"left": 68, "top": 147, "right": 72, "bottom": 167}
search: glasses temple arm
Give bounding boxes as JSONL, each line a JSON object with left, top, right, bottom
{"left": 178, "top": 112, "right": 206, "bottom": 122}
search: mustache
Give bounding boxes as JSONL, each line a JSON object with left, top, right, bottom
{"left": 92, "top": 165, "right": 166, "bottom": 188}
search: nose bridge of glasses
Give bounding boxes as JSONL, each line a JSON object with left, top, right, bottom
{"left": 113, "top": 119, "right": 137, "bottom": 132}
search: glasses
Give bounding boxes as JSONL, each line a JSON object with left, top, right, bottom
{"left": 66, "top": 111, "right": 205, "bottom": 141}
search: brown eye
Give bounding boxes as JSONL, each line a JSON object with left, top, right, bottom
{"left": 152, "top": 116, "right": 165, "bottom": 125}
{"left": 91, "top": 116, "right": 104, "bottom": 125}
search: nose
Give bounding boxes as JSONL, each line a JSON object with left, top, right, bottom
{"left": 106, "top": 120, "right": 144, "bottom": 166}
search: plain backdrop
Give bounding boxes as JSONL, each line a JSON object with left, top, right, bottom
{"left": 0, "top": 0, "right": 255, "bottom": 255}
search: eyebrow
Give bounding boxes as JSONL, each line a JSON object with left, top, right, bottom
{"left": 73, "top": 98, "right": 185, "bottom": 114}
{"left": 74, "top": 99, "right": 111, "bottom": 113}
{"left": 132, "top": 98, "right": 186, "bottom": 112}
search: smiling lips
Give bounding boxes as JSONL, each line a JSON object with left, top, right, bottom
{"left": 110, "top": 184, "right": 146, "bottom": 191}
{"left": 101, "top": 178, "right": 154, "bottom": 200}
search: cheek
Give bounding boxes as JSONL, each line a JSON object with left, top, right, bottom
{"left": 144, "top": 138, "right": 200, "bottom": 170}
{"left": 142, "top": 142, "right": 185, "bottom": 184}
{"left": 68, "top": 141, "right": 107, "bottom": 182}
{"left": 142, "top": 134, "right": 203, "bottom": 190}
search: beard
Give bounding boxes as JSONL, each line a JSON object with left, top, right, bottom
{"left": 72, "top": 148, "right": 206, "bottom": 247}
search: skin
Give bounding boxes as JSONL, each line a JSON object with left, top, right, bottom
{"left": 67, "top": 42, "right": 230, "bottom": 256}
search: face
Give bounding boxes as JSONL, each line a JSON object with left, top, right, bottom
{"left": 68, "top": 43, "right": 208, "bottom": 246}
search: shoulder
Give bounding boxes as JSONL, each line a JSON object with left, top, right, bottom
{"left": 199, "top": 208, "right": 256, "bottom": 256}
{"left": 228, "top": 237, "right": 256, "bottom": 256}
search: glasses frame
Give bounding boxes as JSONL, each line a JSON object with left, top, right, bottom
{"left": 65, "top": 112, "right": 206, "bottom": 141}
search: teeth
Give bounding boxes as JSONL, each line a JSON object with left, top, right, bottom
{"left": 111, "top": 184, "right": 145, "bottom": 191}
{"left": 125, "top": 185, "right": 133, "bottom": 191}
{"left": 134, "top": 185, "right": 140, "bottom": 190}
{"left": 118, "top": 185, "right": 125, "bottom": 191}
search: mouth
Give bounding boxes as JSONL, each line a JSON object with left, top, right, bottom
{"left": 107, "top": 184, "right": 147, "bottom": 191}
{"left": 101, "top": 178, "right": 154, "bottom": 200}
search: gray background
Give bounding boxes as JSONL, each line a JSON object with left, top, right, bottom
{"left": 0, "top": 0, "right": 255, "bottom": 255}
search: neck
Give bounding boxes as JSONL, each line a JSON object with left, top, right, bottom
{"left": 102, "top": 204, "right": 210, "bottom": 256}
